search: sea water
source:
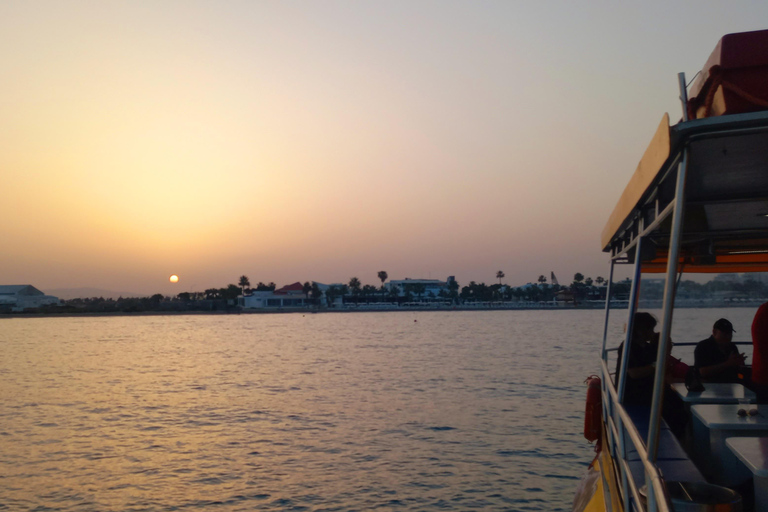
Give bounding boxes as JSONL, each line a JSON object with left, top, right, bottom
{"left": 0, "top": 308, "right": 759, "bottom": 511}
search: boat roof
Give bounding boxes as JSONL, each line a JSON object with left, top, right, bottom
{"left": 602, "top": 109, "right": 768, "bottom": 273}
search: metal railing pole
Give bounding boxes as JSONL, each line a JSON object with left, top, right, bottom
{"left": 678, "top": 72, "right": 689, "bottom": 122}
{"left": 602, "top": 359, "right": 673, "bottom": 512}
{"left": 647, "top": 150, "right": 689, "bottom": 462}
{"left": 617, "top": 237, "right": 644, "bottom": 405}
{"left": 600, "top": 263, "right": 618, "bottom": 499}
{"left": 600, "top": 261, "right": 616, "bottom": 360}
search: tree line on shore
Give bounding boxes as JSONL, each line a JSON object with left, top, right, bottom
{"left": 13, "top": 272, "right": 768, "bottom": 315}
{"left": 41, "top": 271, "right": 616, "bottom": 313}
{"left": 234, "top": 271, "right": 618, "bottom": 306}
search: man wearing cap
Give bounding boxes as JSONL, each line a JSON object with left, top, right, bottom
{"left": 694, "top": 318, "right": 745, "bottom": 383}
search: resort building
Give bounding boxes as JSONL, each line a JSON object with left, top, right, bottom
{"left": 0, "top": 285, "right": 60, "bottom": 311}
{"left": 387, "top": 277, "right": 455, "bottom": 301}
{"left": 238, "top": 277, "right": 461, "bottom": 309}
{"left": 240, "top": 282, "right": 310, "bottom": 309}
{"left": 312, "top": 282, "right": 345, "bottom": 307}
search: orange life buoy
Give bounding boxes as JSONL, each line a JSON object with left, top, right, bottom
{"left": 584, "top": 375, "right": 602, "bottom": 445}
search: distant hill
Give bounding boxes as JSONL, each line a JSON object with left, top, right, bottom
{"left": 45, "top": 287, "right": 145, "bottom": 300}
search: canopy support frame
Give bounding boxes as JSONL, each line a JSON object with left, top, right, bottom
{"left": 617, "top": 237, "right": 645, "bottom": 404}
{"left": 647, "top": 148, "right": 689, "bottom": 464}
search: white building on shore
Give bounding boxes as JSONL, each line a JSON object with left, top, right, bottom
{"left": 387, "top": 277, "right": 455, "bottom": 301}
{"left": 240, "top": 282, "right": 310, "bottom": 309}
{"left": 0, "top": 285, "right": 60, "bottom": 311}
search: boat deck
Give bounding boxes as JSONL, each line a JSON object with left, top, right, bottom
{"left": 622, "top": 405, "right": 706, "bottom": 497}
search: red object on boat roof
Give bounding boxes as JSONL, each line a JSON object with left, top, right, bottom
{"left": 687, "top": 29, "right": 768, "bottom": 120}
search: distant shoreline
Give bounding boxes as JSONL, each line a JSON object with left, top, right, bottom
{"left": 2, "top": 301, "right": 765, "bottom": 319}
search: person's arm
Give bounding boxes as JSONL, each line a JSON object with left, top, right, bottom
{"left": 627, "top": 363, "right": 656, "bottom": 379}
{"left": 699, "top": 351, "right": 744, "bottom": 377}
{"left": 694, "top": 342, "right": 716, "bottom": 377}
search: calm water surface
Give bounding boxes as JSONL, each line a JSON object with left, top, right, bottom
{"left": 0, "top": 308, "right": 757, "bottom": 511}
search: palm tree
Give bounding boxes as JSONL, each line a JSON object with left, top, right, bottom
{"left": 571, "top": 274, "right": 586, "bottom": 304}
{"left": 311, "top": 282, "right": 322, "bottom": 306}
{"left": 447, "top": 278, "right": 459, "bottom": 304}
{"left": 496, "top": 270, "right": 505, "bottom": 285}
{"left": 388, "top": 284, "right": 400, "bottom": 303}
{"left": 238, "top": 275, "right": 250, "bottom": 296}
{"left": 538, "top": 275, "right": 547, "bottom": 285}
{"left": 377, "top": 271, "right": 388, "bottom": 289}
{"left": 412, "top": 283, "right": 426, "bottom": 302}
{"left": 325, "top": 285, "right": 339, "bottom": 307}
{"left": 362, "top": 284, "right": 378, "bottom": 303}
{"left": 348, "top": 277, "right": 361, "bottom": 303}
{"left": 595, "top": 276, "right": 605, "bottom": 286}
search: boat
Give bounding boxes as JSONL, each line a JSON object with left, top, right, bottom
{"left": 575, "top": 29, "right": 768, "bottom": 512}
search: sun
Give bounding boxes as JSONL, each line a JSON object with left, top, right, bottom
{"left": 169, "top": 275, "right": 179, "bottom": 283}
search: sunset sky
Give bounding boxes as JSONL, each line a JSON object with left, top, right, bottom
{"left": 3, "top": 1, "right": 768, "bottom": 296}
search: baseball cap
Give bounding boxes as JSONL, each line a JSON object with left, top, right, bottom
{"left": 713, "top": 318, "right": 735, "bottom": 333}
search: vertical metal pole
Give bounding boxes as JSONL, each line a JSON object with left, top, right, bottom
{"left": 649, "top": 485, "right": 659, "bottom": 512}
{"left": 619, "top": 427, "right": 631, "bottom": 512}
{"left": 600, "top": 262, "right": 617, "bottom": 465}
{"left": 599, "top": 260, "right": 631, "bottom": 510}
{"left": 648, "top": 150, "right": 688, "bottom": 461}
{"left": 617, "top": 236, "right": 644, "bottom": 404}
{"left": 600, "top": 261, "right": 616, "bottom": 360}
{"left": 614, "top": 243, "right": 644, "bottom": 512}
{"left": 678, "top": 72, "right": 689, "bottom": 122}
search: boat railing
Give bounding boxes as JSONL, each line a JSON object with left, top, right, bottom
{"left": 600, "top": 358, "right": 673, "bottom": 512}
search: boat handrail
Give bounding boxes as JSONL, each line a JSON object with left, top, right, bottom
{"left": 606, "top": 412, "right": 648, "bottom": 510}
{"left": 668, "top": 341, "right": 752, "bottom": 347}
{"left": 604, "top": 341, "right": 751, "bottom": 351}
{"left": 601, "top": 358, "right": 673, "bottom": 511}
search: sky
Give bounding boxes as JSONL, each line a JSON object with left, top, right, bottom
{"left": 2, "top": 1, "right": 768, "bottom": 296}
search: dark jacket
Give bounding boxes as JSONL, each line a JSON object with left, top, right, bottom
{"left": 694, "top": 335, "right": 740, "bottom": 383}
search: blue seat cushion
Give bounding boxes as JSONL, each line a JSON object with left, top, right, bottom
{"left": 621, "top": 405, "right": 705, "bottom": 490}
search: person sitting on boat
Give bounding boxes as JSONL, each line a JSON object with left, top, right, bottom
{"left": 616, "top": 312, "right": 688, "bottom": 437}
{"left": 694, "top": 318, "right": 744, "bottom": 383}
{"left": 616, "top": 312, "right": 665, "bottom": 405}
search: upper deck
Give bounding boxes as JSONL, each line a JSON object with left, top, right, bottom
{"left": 602, "top": 110, "right": 768, "bottom": 273}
